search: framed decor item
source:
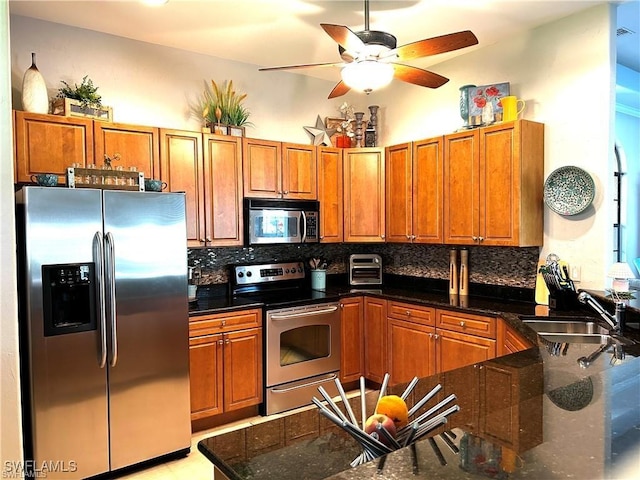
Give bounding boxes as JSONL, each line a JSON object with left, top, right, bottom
{"left": 465, "top": 82, "right": 510, "bottom": 126}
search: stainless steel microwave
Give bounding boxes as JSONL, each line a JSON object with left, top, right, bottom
{"left": 244, "top": 198, "right": 319, "bottom": 245}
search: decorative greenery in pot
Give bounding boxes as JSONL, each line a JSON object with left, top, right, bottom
{"left": 57, "top": 75, "right": 102, "bottom": 110}
{"left": 201, "top": 79, "right": 252, "bottom": 129}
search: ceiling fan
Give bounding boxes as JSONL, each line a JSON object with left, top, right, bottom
{"left": 259, "top": 0, "right": 479, "bottom": 99}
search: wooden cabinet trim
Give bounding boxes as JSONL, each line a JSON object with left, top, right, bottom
{"left": 436, "top": 309, "right": 496, "bottom": 338}
{"left": 189, "top": 309, "right": 262, "bottom": 337}
{"left": 387, "top": 301, "right": 435, "bottom": 325}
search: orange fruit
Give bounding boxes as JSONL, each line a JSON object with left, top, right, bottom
{"left": 375, "top": 395, "right": 409, "bottom": 428}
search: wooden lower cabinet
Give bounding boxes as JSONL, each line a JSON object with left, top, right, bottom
{"left": 363, "top": 297, "right": 387, "bottom": 384}
{"left": 387, "top": 319, "right": 436, "bottom": 385}
{"left": 497, "top": 318, "right": 533, "bottom": 356}
{"left": 436, "top": 329, "right": 496, "bottom": 373}
{"left": 340, "top": 297, "right": 364, "bottom": 383}
{"left": 188, "top": 309, "right": 262, "bottom": 422}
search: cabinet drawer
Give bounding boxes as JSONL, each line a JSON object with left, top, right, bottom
{"left": 436, "top": 309, "right": 496, "bottom": 338}
{"left": 388, "top": 301, "right": 435, "bottom": 325}
{"left": 189, "top": 308, "right": 262, "bottom": 337}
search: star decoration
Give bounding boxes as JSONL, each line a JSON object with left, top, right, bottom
{"left": 304, "top": 115, "right": 337, "bottom": 146}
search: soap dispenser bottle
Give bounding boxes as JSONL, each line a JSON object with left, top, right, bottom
{"left": 449, "top": 249, "right": 458, "bottom": 295}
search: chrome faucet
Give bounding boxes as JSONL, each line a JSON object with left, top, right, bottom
{"left": 577, "top": 291, "right": 625, "bottom": 334}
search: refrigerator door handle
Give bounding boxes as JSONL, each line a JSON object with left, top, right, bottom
{"left": 94, "top": 231, "right": 107, "bottom": 368}
{"left": 105, "top": 231, "right": 118, "bottom": 367}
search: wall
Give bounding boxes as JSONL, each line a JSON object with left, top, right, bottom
{"left": 1, "top": 3, "right": 24, "bottom": 470}
{"left": 374, "top": 4, "right": 616, "bottom": 290}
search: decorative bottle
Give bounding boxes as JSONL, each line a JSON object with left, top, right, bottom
{"left": 22, "top": 52, "right": 49, "bottom": 114}
{"left": 458, "top": 84, "right": 475, "bottom": 128}
{"left": 354, "top": 112, "right": 365, "bottom": 147}
{"left": 367, "top": 105, "right": 379, "bottom": 146}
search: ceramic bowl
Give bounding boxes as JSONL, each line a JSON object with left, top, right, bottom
{"left": 144, "top": 179, "right": 167, "bottom": 192}
{"left": 31, "top": 173, "right": 58, "bottom": 187}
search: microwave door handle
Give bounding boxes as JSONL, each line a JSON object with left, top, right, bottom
{"left": 300, "top": 211, "right": 307, "bottom": 243}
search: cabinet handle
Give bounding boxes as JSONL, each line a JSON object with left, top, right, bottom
{"left": 429, "top": 333, "right": 433, "bottom": 339}
{"left": 339, "top": 303, "right": 344, "bottom": 309}
{"left": 221, "top": 320, "right": 226, "bottom": 327}
{"left": 478, "top": 236, "right": 484, "bottom": 242}
{"left": 433, "top": 334, "right": 439, "bottom": 340}
{"left": 471, "top": 236, "right": 478, "bottom": 241}
{"left": 411, "top": 235, "right": 416, "bottom": 241}
{"left": 225, "top": 339, "right": 230, "bottom": 345}
{"left": 217, "top": 339, "right": 223, "bottom": 345}
{"left": 460, "top": 321, "right": 465, "bottom": 327}
{"left": 381, "top": 234, "right": 385, "bottom": 239}
{"left": 405, "top": 310, "right": 411, "bottom": 316}
{"left": 406, "top": 234, "right": 411, "bottom": 239}
{"left": 205, "top": 237, "right": 212, "bottom": 243}
{"left": 283, "top": 190, "right": 289, "bottom": 195}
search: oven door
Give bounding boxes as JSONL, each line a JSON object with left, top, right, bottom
{"left": 248, "top": 208, "right": 303, "bottom": 245}
{"left": 265, "top": 302, "right": 341, "bottom": 387}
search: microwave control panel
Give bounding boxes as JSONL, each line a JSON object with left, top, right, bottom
{"left": 305, "top": 211, "right": 318, "bottom": 240}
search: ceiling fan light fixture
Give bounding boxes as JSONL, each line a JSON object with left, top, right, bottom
{"left": 341, "top": 61, "right": 394, "bottom": 94}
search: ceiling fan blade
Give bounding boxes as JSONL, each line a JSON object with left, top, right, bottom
{"left": 259, "top": 61, "right": 343, "bottom": 72}
{"left": 328, "top": 81, "right": 351, "bottom": 99}
{"left": 321, "top": 23, "right": 366, "bottom": 53}
{"left": 382, "top": 30, "right": 478, "bottom": 61}
{"left": 392, "top": 63, "right": 449, "bottom": 88}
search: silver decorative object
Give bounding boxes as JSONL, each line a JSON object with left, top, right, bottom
{"left": 367, "top": 105, "right": 379, "bottom": 147}
{"left": 354, "top": 112, "right": 365, "bottom": 147}
{"left": 312, "top": 374, "right": 460, "bottom": 468}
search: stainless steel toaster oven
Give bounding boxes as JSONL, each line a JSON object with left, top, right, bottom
{"left": 349, "top": 254, "right": 382, "bottom": 286}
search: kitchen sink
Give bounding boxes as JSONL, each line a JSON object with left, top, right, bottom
{"left": 520, "top": 316, "right": 611, "bottom": 344}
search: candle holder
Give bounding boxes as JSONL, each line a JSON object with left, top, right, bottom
{"left": 354, "top": 112, "right": 365, "bottom": 147}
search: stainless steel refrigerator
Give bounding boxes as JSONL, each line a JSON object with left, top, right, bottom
{"left": 15, "top": 186, "right": 191, "bottom": 479}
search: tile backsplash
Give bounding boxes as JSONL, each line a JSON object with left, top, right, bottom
{"left": 188, "top": 244, "right": 540, "bottom": 289}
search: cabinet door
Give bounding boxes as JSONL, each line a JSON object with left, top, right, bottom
{"left": 436, "top": 329, "right": 496, "bottom": 373}
{"left": 14, "top": 111, "right": 94, "bottom": 184}
{"left": 223, "top": 328, "right": 263, "bottom": 411}
{"left": 344, "top": 148, "right": 385, "bottom": 242}
{"left": 479, "top": 121, "right": 544, "bottom": 246}
{"left": 443, "top": 130, "right": 479, "bottom": 245}
{"left": 497, "top": 319, "right": 533, "bottom": 357}
{"left": 282, "top": 142, "right": 316, "bottom": 199}
{"left": 189, "top": 334, "right": 224, "bottom": 420}
{"left": 385, "top": 143, "right": 412, "bottom": 243}
{"left": 94, "top": 122, "right": 160, "bottom": 178}
{"left": 242, "top": 138, "right": 281, "bottom": 198}
{"left": 317, "top": 147, "right": 343, "bottom": 243}
{"left": 387, "top": 319, "right": 436, "bottom": 385}
{"left": 204, "top": 134, "right": 243, "bottom": 246}
{"left": 159, "top": 129, "right": 204, "bottom": 247}
{"left": 479, "top": 124, "right": 517, "bottom": 245}
{"left": 340, "top": 297, "right": 364, "bottom": 383}
{"left": 363, "top": 297, "right": 387, "bottom": 384}
{"left": 412, "top": 136, "right": 444, "bottom": 243}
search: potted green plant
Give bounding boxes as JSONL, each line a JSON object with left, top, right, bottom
{"left": 200, "top": 79, "right": 252, "bottom": 136}
{"left": 52, "top": 75, "right": 112, "bottom": 121}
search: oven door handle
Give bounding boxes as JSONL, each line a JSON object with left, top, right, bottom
{"left": 270, "top": 373, "right": 338, "bottom": 393}
{"left": 269, "top": 305, "right": 338, "bottom": 320}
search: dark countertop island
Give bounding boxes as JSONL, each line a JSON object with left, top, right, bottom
{"left": 194, "top": 278, "right": 640, "bottom": 479}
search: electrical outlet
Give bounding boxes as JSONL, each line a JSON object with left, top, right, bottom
{"left": 571, "top": 265, "right": 581, "bottom": 282}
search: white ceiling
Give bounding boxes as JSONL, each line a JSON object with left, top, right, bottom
{"left": 8, "top": 0, "right": 640, "bottom": 84}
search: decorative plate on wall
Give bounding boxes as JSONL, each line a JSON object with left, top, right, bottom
{"left": 543, "top": 166, "right": 595, "bottom": 216}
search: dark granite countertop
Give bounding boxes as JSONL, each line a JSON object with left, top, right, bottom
{"left": 196, "top": 276, "right": 640, "bottom": 480}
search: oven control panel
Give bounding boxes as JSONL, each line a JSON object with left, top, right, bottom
{"left": 233, "top": 262, "right": 305, "bottom": 285}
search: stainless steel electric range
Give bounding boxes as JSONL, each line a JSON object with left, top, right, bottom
{"left": 229, "top": 261, "right": 341, "bottom": 415}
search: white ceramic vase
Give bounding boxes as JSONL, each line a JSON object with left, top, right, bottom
{"left": 22, "top": 53, "right": 49, "bottom": 114}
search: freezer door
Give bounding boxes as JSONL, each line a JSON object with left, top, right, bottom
{"left": 18, "top": 187, "right": 109, "bottom": 479}
{"left": 103, "top": 191, "right": 190, "bottom": 469}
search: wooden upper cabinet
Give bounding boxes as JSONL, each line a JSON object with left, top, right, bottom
{"left": 444, "top": 120, "right": 543, "bottom": 246}
{"left": 281, "top": 142, "right": 316, "bottom": 199}
{"left": 443, "top": 129, "right": 479, "bottom": 245}
{"left": 385, "top": 137, "right": 443, "bottom": 244}
{"left": 242, "top": 138, "right": 282, "bottom": 198}
{"left": 343, "top": 147, "right": 385, "bottom": 242}
{"left": 479, "top": 120, "right": 544, "bottom": 246}
{"left": 413, "top": 137, "right": 444, "bottom": 243}
{"left": 14, "top": 111, "right": 94, "bottom": 184}
{"left": 317, "top": 146, "right": 343, "bottom": 243}
{"left": 385, "top": 143, "right": 412, "bottom": 243}
{"left": 159, "top": 129, "right": 204, "bottom": 247}
{"left": 94, "top": 122, "right": 160, "bottom": 179}
{"left": 203, "top": 134, "right": 244, "bottom": 246}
